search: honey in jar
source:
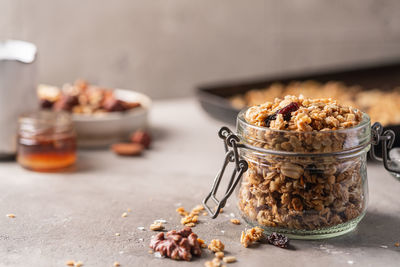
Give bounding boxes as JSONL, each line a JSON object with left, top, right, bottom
{"left": 17, "top": 111, "right": 76, "bottom": 171}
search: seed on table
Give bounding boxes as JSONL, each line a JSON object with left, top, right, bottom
{"left": 115, "top": 233, "right": 120, "bottom": 236}
{"left": 65, "top": 260, "right": 75, "bottom": 266}
{"left": 75, "top": 261, "right": 84, "bottom": 267}
{"left": 6, "top": 214, "right": 16, "bottom": 218}
{"left": 223, "top": 256, "right": 237, "bottom": 263}
{"left": 230, "top": 219, "right": 240, "bottom": 225}
{"left": 149, "top": 222, "right": 165, "bottom": 231}
{"left": 215, "top": 251, "right": 224, "bottom": 259}
{"left": 121, "top": 212, "right": 128, "bottom": 218}
{"left": 113, "top": 262, "right": 121, "bottom": 267}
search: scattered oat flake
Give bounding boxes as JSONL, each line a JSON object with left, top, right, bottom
{"left": 229, "top": 213, "right": 235, "bottom": 217}
{"left": 221, "top": 230, "right": 225, "bottom": 234}
{"left": 223, "top": 256, "right": 237, "bottom": 263}
{"left": 395, "top": 242, "right": 400, "bottom": 247}
{"left": 154, "top": 219, "right": 167, "bottom": 223}
{"left": 6, "top": 214, "right": 16, "bottom": 218}
{"left": 230, "top": 218, "right": 241, "bottom": 225}
{"left": 75, "top": 261, "right": 83, "bottom": 267}
{"left": 65, "top": 260, "right": 74, "bottom": 266}
{"left": 113, "top": 262, "right": 120, "bottom": 267}
{"left": 115, "top": 233, "right": 120, "bottom": 236}
{"left": 138, "top": 238, "right": 144, "bottom": 242}
{"left": 347, "top": 260, "right": 354, "bottom": 265}
{"left": 137, "top": 226, "right": 145, "bottom": 231}
{"left": 150, "top": 221, "right": 165, "bottom": 231}
{"left": 380, "top": 245, "right": 388, "bottom": 249}
{"left": 121, "top": 212, "right": 128, "bottom": 218}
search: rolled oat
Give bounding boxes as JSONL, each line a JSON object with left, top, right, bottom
{"left": 222, "top": 256, "right": 237, "bottom": 263}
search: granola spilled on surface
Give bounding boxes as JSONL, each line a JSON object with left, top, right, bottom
{"left": 238, "top": 96, "right": 368, "bottom": 232}
{"left": 240, "top": 227, "right": 264, "bottom": 248}
{"left": 208, "top": 239, "right": 225, "bottom": 253}
{"left": 176, "top": 205, "right": 204, "bottom": 227}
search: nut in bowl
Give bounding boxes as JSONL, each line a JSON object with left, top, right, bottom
{"left": 38, "top": 81, "right": 151, "bottom": 148}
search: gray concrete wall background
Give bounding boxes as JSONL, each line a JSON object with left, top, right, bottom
{"left": 1, "top": 0, "right": 400, "bottom": 99}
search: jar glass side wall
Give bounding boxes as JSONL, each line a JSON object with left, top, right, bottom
{"left": 236, "top": 148, "right": 369, "bottom": 239}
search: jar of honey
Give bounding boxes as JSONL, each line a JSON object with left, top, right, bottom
{"left": 17, "top": 111, "right": 77, "bottom": 171}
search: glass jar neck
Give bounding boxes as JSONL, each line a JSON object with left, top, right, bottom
{"left": 236, "top": 109, "right": 371, "bottom": 155}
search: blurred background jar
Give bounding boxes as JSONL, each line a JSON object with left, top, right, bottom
{"left": 17, "top": 111, "right": 77, "bottom": 172}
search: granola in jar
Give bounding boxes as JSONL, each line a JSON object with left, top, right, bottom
{"left": 236, "top": 95, "right": 370, "bottom": 237}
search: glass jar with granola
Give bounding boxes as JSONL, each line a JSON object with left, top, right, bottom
{"left": 204, "top": 95, "right": 388, "bottom": 239}
{"left": 236, "top": 95, "right": 372, "bottom": 238}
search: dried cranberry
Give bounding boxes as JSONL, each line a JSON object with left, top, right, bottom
{"left": 267, "top": 232, "right": 289, "bottom": 248}
{"left": 278, "top": 102, "right": 299, "bottom": 121}
{"left": 264, "top": 102, "right": 299, "bottom": 127}
{"left": 264, "top": 114, "right": 277, "bottom": 127}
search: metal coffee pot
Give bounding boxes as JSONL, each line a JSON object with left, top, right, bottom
{"left": 0, "top": 40, "right": 38, "bottom": 158}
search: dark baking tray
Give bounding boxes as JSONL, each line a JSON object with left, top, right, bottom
{"left": 197, "top": 61, "right": 400, "bottom": 147}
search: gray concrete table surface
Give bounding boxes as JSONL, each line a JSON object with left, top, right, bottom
{"left": 1, "top": 98, "right": 400, "bottom": 267}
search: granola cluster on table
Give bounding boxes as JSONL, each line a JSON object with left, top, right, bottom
{"left": 238, "top": 95, "right": 368, "bottom": 231}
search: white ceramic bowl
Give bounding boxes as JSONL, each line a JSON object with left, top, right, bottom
{"left": 73, "top": 89, "right": 151, "bottom": 148}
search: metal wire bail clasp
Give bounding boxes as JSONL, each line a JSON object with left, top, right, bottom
{"left": 203, "top": 126, "right": 248, "bottom": 219}
{"left": 369, "top": 122, "right": 400, "bottom": 174}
